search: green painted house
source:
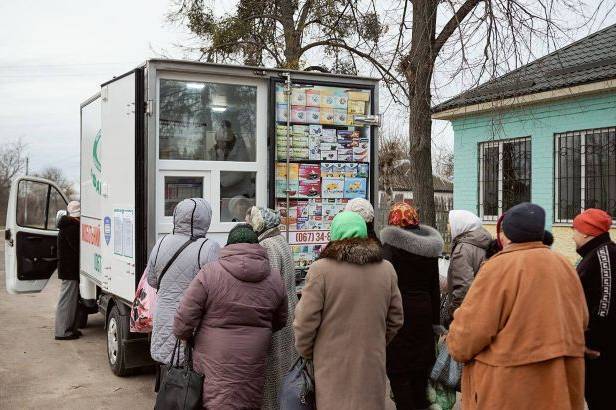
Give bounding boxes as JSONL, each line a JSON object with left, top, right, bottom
{"left": 432, "top": 24, "right": 616, "bottom": 260}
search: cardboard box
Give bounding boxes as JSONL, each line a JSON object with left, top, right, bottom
{"left": 322, "top": 178, "right": 345, "bottom": 198}
{"left": 291, "top": 88, "right": 306, "bottom": 106}
{"left": 306, "top": 107, "right": 321, "bottom": 124}
{"left": 306, "top": 89, "right": 321, "bottom": 107}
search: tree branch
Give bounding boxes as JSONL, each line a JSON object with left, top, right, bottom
{"left": 433, "top": 0, "right": 482, "bottom": 57}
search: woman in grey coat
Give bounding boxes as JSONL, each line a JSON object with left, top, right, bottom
{"left": 247, "top": 206, "right": 299, "bottom": 409}
{"left": 147, "top": 198, "right": 220, "bottom": 365}
{"left": 443, "top": 210, "right": 492, "bottom": 327}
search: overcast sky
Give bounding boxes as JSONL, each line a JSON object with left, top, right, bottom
{"left": 1, "top": 1, "right": 614, "bottom": 184}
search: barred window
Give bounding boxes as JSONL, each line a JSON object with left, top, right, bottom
{"left": 555, "top": 127, "right": 616, "bottom": 223}
{"left": 478, "top": 137, "right": 531, "bottom": 220}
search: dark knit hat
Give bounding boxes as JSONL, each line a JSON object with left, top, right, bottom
{"left": 227, "top": 224, "right": 259, "bottom": 245}
{"left": 502, "top": 202, "right": 545, "bottom": 243}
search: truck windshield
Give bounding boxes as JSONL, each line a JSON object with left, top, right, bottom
{"left": 159, "top": 79, "right": 257, "bottom": 162}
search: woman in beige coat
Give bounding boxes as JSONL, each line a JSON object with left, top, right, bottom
{"left": 294, "top": 211, "right": 404, "bottom": 410}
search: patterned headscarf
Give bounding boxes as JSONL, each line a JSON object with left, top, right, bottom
{"left": 247, "top": 206, "right": 281, "bottom": 234}
{"left": 388, "top": 202, "right": 420, "bottom": 229}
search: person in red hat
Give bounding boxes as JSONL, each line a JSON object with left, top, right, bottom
{"left": 573, "top": 208, "right": 615, "bottom": 410}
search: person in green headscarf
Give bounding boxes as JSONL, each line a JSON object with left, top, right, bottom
{"left": 293, "top": 211, "right": 404, "bottom": 410}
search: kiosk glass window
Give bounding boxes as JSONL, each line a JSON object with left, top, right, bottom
{"left": 164, "top": 177, "right": 204, "bottom": 216}
{"left": 220, "top": 171, "right": 256, "bottom": 222}
{"left": 159, "top": 79, "right": 257, "bottom": 162}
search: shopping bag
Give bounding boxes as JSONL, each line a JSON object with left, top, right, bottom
{"left": 155, "top": 339, "right": 204, "bottom": 410}
{"left": 130, "top": 268, "right": 156, "bottom": 333}
{"left": 280, "top": 357, "right": 315, "bottom": 410}
{"left": 430, "top": 338, "right": 463, "bottom": 391}
{"left": 427, "top": 379, "right": 457, "bottom": 410}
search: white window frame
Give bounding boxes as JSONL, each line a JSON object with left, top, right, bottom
{"left": 554, "top": 126, "right": 616, "bottom": 224}
{"left": 479, "top": 137, "right": 531, "bottom": 221}
{"left": 155, "top": 72, "right": 268, "bottom": 235}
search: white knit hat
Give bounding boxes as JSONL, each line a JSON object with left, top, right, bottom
{"left": 67, "top": 201, "right": 81, "bottom": 217}
{"left": 344, "top": 198, "right": 374, "bottom": 223}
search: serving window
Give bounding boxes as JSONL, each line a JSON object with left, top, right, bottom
{"left": 156, "top": 74, "right": 267, "bottom": 234}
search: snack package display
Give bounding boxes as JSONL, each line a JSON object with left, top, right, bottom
{"left": 321, "top": 128, "right": 337, "bottom": 143}
{"left": 291, "top": 106, "right": 306, "bottom": 123}
{"left": 333, "top": 92, "right": 348, "bottom": 110}
{"left": 320, "top": 91, "right": 336, "bottom": 108}
{"left": 321, "top": 178, "right": 344, "bottom": 198}
{"left": 347, "top": 100, "right": 366, "bottom": 116}
{"left": 299, "top": 164, "right": 321, "bottom": 180}
{"left": 276, "top": 104, "right": 289, "bottom": 122}
{"left": 306, "top": 106, "right": 321, "bottom": 124}
{"left": 291, "top": 88, "right": 306, "bottom": 106}
{"left": 337, "top": 149, "right": 353, "bottom": 161}
{"left": 275, "top": 85, "right": 288, "bottom": 104}
{"left": 274, "top": 84, "right": 373, "bottom": 273}
{"left": 334, "top": 109, "right": 347, "bottom": 125}
{"left": 321, "top": 108, "right": 335, "bottom": 125}
{"left": 344, "top": 177, "right": 367, "bottom": 199}
{"left": 306, "top": 89, "right": 321, "bottom": 107}
{"left": 345, "top": 163, "right": 359, "bottom": 178}
{"left": 298, "top": 180, "right": 321, "bottom": 198}
{"left": 276, "top": 163, "right": 299, "bottom": 198}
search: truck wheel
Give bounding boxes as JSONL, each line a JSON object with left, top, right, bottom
{"left": 107, "top": 305, "right": 130, "bottom": 377}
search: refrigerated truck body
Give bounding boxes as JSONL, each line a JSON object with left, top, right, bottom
{"left": 4, "top": 59, "right": 380, "bottom": 375}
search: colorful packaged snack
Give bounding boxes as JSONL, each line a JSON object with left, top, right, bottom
{"left": 291, "top": 106, "right": 306, "bottom": 123}
{"left": 306, "top": 107, "right": 321, "bottom": 124}
{"left": 334, "top": 109, "right": 348, "bottom": 125}
{"left": 347, "top": 100, "right": 366, "bottom": 115}
{"left": 321, "top": 128, "right": 337, "bottom": 143}
{"left": 345, "top": 163, "right": 359, "bottom": 178}
{"left": 344, "top": 178, "right": 367, "bottom": 199}
{"left": 321, "top": 108, "right": 334, "bottom": 125}
{"left": 347, "top": 90, "right": 370, "bottom": 101}
{"left": 306, "top": 89, "right": 321, "bottom": 107}
{"left": 320, "top": 91, "right": 336, "bottom": 108}
{"left": 322, "top": 178, "right": 345, "bottom": 198}
{"left": 299, "top": 164, "right": 321, "bottom": 180}
{"left": 276, "top": 104, "right": 289, "bottom": 122}
{"left": 334, "top": 92, "right": 348, "bottom": 110}
{"left": 291, "top": 88, "right": 306, "bottom": 106}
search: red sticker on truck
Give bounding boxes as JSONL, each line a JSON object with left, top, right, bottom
{"left": 82, "top": 223, "right": 101, "bottom": 247}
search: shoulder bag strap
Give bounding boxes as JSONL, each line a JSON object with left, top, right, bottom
{"left": 196, "top": 238, "right": 209, "bottom": 269}
{"left": 156, "top": 238, "right": 196, "bottom": 291}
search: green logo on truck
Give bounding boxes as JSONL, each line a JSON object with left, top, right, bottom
{"left": 91, "top": 130, "right": 102, "bottom": 195}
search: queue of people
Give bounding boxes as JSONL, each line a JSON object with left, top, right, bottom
{"left": 52, "top": 195, "right": 614, "bottom": 410}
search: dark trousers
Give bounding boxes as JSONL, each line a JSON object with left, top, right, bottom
{"left": 586, "top": 354, "right": 613, "bottom": 410}
{"left": 389, "top": 371, "right": 430, "bottom": 410}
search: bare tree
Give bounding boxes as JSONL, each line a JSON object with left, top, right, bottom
{"left": 169, "top": 0, "right": 612, "bottom": 225}
{"left": 35, "top": 166, "right": 75, "bottom": 198}
{"left": 0, "top": 139, "right": 28, "bottom": 225}
{"left": 433, "top": 147, "right": 454, "bottom": 181}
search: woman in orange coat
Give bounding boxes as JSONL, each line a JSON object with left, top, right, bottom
{"left": 447, "top": 203, "right": 588, "bottom": 410}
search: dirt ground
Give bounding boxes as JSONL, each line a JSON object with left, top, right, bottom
{"left": 0, "top": 237, "right": 155, "bottom": 409}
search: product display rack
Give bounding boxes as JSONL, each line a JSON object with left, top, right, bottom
{"left": 267, "top": 76, "right": 377, "bottom": 280}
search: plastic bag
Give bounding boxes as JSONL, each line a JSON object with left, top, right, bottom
{"left": 430, "top": 338, "right": 463, "bottom": 391}
{"left": 130, "top": 268, "right": 156, "bottom": 333}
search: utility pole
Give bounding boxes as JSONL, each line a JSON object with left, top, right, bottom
{"left": 25, "top": 156, "right": 29, "bottom": 176}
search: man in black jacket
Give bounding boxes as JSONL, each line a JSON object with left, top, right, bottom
{"left": 573, "top": 208, "right": 615, "bottom": 410}
{"left": 54, "top": 201, "right": 81, "bottom": 340}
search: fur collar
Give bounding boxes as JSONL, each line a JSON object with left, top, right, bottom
{"left": 319, "top": 238, "right": 383, "bottom": 265}
{"left": 380, "top": 225, "right": 444, "bottom": 258}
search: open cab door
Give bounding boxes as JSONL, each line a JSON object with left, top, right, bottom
{"left": 5, "top": 176, "right": 68, "bottom": 294}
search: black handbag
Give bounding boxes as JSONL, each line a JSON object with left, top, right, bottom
{"left": 155, "top": 339, "right": 204, "bottom": 410}
{"left": 279, "top": 357, "right": 315, "bottom": 410}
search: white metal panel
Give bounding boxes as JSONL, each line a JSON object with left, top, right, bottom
{"left": 100, "top": 74, "right": 136, "bottom": 302}
{"left": 80, "top": 96, "right": 104, "bottom": 286}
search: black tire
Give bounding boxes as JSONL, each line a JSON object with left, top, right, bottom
{"left": 76, "top": 305, "right": 88, "bottom": 329}
{"left": 107, "top": 305, "right": 130, "bottom": 377}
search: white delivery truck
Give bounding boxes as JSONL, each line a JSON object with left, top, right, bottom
{"left": 4, "top": 59, "right": 380, "bottom": 375}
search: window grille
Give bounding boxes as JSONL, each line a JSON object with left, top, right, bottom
{"left": 478, "top": 137, "right": 531, "bottom": 220}
{"left": 554, "top": 127, "right": 616, "bottom": 223}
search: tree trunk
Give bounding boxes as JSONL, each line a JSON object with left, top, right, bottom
{"left": 404, "top": 0, "right": 437, "bottom": 226}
